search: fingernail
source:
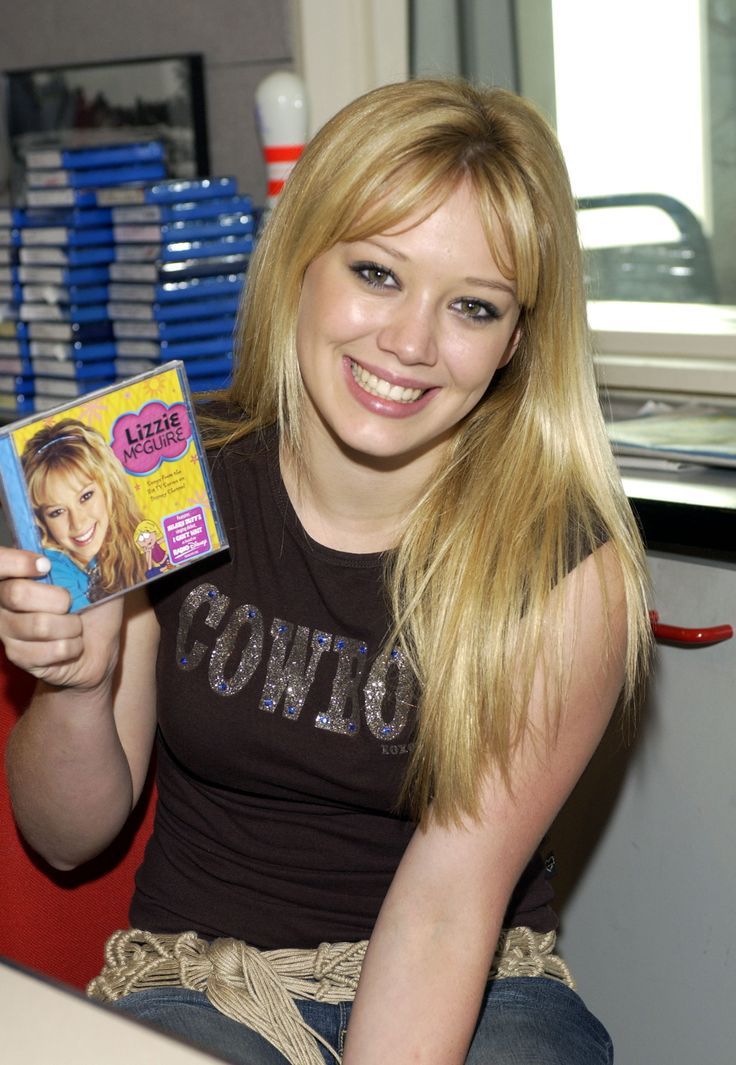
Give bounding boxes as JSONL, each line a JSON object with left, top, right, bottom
{"left": 35, "top": 556, "right": 51, "bottom": 574}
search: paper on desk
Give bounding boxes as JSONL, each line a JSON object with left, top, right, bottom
{"left": 614, "top": 454, "right": 695, "bottom": 472}
{"left": 607, "top": 403, "right": 736, "bottom": 469}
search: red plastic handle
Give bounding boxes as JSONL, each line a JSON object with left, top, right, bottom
{"left": 649, "top": 610, "right": 733, "bottom": 646}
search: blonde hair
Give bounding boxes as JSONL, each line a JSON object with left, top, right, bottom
{"left": 200, "top": 78, "right": 651, "bottom": 822}
{"left": 22, "top": 418, "right": 147, "bottom": 598}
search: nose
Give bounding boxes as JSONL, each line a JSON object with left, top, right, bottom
{"left": 67, "top": 504, "right": 84, "bottom": 534}
{"left": 376, "top": 296, "right": 438, "bottom": 366}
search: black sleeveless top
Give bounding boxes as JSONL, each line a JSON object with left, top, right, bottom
{"left": 131, "top": 426, "right": 556, "bottom": 948}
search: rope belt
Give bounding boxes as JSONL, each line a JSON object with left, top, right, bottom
{"left": 88, "top": 926, "right": 574, "bottom": 1065}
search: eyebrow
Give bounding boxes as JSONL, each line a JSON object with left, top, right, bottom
{"left": 465, "top": 275, "right": 517, "bottom": 298}
{"left": 42, "top": 481, "right": 95, "bottom": 507}
{"left": 363, "top": 237, "right": 409, "bottom": 262}
{"left": 360, "top": 238, "right": 517, "bottom": 298}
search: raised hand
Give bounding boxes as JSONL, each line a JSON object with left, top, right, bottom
{"left": 0, "top": 547, "right": 124, "bottom": 692}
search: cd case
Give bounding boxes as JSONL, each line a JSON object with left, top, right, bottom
{"left": 0, "top": 361, "right": 227, "bottom": 611}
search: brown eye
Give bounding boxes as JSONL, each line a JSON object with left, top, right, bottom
{"left": 351, "top": 262, "right": 399, "bottom": 289}
{"left": 453, "top": 298, "right": 498, "bottom": 321}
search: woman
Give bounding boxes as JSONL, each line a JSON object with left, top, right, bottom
{"left": 21, "top": 418, "right": 147, "bottom": 609}
{"left": 0, "top": 79, "right": 651, "bottom": 1064}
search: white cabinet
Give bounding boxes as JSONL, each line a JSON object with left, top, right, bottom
{"left": 553, "top": 550, "right": 736, "bottom": 1065}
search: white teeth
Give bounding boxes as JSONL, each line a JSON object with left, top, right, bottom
{"left": 351, "top": 361, "right": 423, "bottom": 403}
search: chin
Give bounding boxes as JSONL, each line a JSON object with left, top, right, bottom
{"left": 343, "top": 434, "right": 440, "bottom": 470}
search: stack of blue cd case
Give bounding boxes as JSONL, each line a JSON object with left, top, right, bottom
{"left": 0, "top": 141, "right": 252, "bottom": 416}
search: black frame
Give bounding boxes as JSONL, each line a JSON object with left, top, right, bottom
{"left": 3, "top": 53, "right": 209, "bottom": 201}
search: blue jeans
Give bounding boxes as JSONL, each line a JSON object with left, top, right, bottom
{"left": 111, "top": 976, "right": 613, "bottom": 1064}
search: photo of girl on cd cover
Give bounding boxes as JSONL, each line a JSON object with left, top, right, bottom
{"left": 0, "top": 362, "right": 226, "bottom": 611}
{"left": 21, "top": 418, "right": 147, "bottom": 611}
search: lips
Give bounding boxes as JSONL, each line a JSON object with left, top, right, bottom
{"left": 349, "top": 359, "right": 426, "bottom": 404}
{"left": 71, "top": 524, "right": 97, "bottom": 547}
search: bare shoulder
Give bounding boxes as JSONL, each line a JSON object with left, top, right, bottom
{"left": 559, "top": 540, "right": 628, "bottom": 659}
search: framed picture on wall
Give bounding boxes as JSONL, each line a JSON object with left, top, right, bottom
{"left": 1, "top": 53, "right": 209, "bottom": 202}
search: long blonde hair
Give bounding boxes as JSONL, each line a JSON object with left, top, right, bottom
{"left": 22, "top": 418, "right": 147, "bottom": 598}
{"left": 200, "top": 78, "right": 651, "bottom": 822}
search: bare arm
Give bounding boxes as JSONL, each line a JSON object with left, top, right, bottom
{"left": 0, "top": 547, "right": 159, "bottom": 869}
{"left": 343, "top": 543, "right": 628, "bottom": 1064}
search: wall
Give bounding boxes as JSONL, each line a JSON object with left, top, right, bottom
{"left": 0, "top": 0, "right": 295, "bottom": 205}
{"left": 552, "top": 550, "right": 736, "bottom": 1065}
{"left": 294, "top": 0, "right": 408, "bottom": 136}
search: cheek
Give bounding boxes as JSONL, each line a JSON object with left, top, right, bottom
{"left": 454, "top": 320, "right": 520, "bottom": 389}
{"left": 44, "top": 517, "right": 65, "bottom": 538}
{"left": 448, "top": 341, "right": 503, "bottom": 393}
{"left": 295, "top": 298, "right": 321, "bottom": 369}
{"left": 296, "top": 284, "right": 375, "bottom": 360}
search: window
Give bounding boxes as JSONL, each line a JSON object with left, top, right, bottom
{"left": 518, "top": 0, "right": 736, "bottom": 398}
{"left": 409, "top": 0, "right": 736, "bottom": 398}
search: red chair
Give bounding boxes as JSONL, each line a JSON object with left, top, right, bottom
{"left": 0, "top": 650, "right": 156, "bottom": 990}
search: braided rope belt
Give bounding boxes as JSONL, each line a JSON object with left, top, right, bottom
{"left": 88, "top": 926, "right": 574, "bottom": 1065}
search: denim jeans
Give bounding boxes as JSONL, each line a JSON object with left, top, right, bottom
{"left": 111, "top": 975, "right": 613, "bottom": 1064}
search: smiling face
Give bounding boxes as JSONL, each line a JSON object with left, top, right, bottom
{"left": 37, "top": 466, "right": 110, "bottom": 566}
{"left": 294, "top": 180, "right": 522, "bottom": 479}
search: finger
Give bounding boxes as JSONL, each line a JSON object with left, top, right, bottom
{"left": 0, "top": 576, "right": 72, "bottom": 617}
{"left": 2, "top": 631, "right": 85, "bottom": 673}
{"left": 5, "top": 604, "right": 82, "bottom": 642}
{"left": 0, "top": 547, "right": 52, "bottom": 581}
{"left": 0, "top": 604, "right": 85, "bottom": 681}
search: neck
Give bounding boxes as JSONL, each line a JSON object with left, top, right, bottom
{"left": 280, "top": 431, "right": 439, "bottom": 554}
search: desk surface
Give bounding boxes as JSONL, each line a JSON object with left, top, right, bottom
{"left": 622, "top": 467, "right": 736, "bottom": 511}
{"left": 1, "top": 959, "right": 224, "bottom": 1064}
